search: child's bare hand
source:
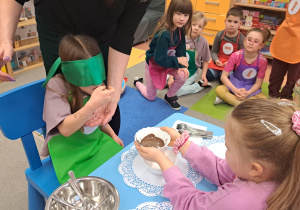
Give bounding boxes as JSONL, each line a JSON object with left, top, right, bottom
{"left": 201, "top": 75, "right": 208, "bottom": 86}
{"left": 167, "top": 75, "right": 174, "bottom": 88}
{"left": 160, "top": 126, "right": 181, "bottom": 147}
{"left": 178, "top": 67, "right": 189, "bottom": 78}
{"left": 134, "top": 141, "right": 164, "bottom": 162}
{"left": 215, "top": 60, "right": 223, "bottom": 67}
{"left": 177, "top": 57, "right": 189, "bottom": 68}
{"left": 89, "top": 86, "right": 115, "bottom": 108}
{"left": 223, "top": 61, "right": 228, "bottom": 66}
{"left": 112, "top": 135, "right": 124, "bottom": 147}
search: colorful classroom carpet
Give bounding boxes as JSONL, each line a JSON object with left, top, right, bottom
{"left": 119, "top": 87, "right": 188, "bottom": 146}
{"left": 190, "top": 82, "right": 270, "bottom": 121}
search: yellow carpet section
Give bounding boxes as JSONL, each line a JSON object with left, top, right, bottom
{"left": 127, "top": 47, "right": 146, "bottom": 69}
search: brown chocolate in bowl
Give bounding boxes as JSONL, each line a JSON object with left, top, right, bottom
{"left": 139, "top": 134, "right": 165, "bottom": 148}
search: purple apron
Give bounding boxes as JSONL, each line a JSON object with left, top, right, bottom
{"left": 228, "top": 51, "right": 261, "bottom": 97}
{"left": 149, "top": 29, "right": 182, "bottom": 89}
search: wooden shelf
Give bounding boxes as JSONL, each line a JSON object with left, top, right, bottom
{"left": 14, "top": 37, "right": 40, "bottom": 51}
{"left": 234, "top": 3, "right": 287, "bottom": 12}
{"left": 240, "top": 25, "right": 276, "bottom": 35}
{"left": 14, "top": 57, "right": 44, "bottom": 75}
{"left": 17, "top": 17, "right": 36, "bottom": 27}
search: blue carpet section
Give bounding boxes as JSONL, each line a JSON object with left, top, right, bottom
{"left": 118, "top": 87, "right": 188, "bottom": 147}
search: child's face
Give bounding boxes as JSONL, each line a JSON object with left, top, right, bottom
{"left": 244, "top": 31, "right": 264, "bottom": 53}
{"left": 79, "top": 82, "right": 104, "bottom": 95}
{"left": 225, "top": 15, "right": 241, "bottom": 34}
{"left": 191, "top": 19, "right": 205, "bottom": 38}
{"left": 173, "top": 12, "right": 189, "bottom": 29}
{"left": 225, "top": 118, "right": 252, "bottom": 180}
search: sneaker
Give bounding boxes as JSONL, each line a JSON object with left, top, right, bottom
{"left": 198, "top": 80, "right": 212, "bottom": 89}
{"left": 214, "top": 96, "right": 224, "bottom": 105}
{"left": 164, "top": 94, "right": 181, "bottom": 110}
{"left": 133, "top": 77, "right": 143, "bottom": 86}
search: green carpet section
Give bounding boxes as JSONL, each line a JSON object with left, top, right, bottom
{"left": 191, "top": 83, "right": 269, "bottom": 121}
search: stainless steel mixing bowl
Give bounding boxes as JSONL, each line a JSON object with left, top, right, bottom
{"left": 45, "top": 176, "right": 120, "bottom": 210}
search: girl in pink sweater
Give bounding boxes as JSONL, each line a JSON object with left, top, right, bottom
{"left": 135, "top": 98, "right": 300, "bottom": 210}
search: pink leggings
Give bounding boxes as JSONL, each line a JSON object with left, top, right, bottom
{"left": 136, "top": 62, "right": 187, "bottom": 100}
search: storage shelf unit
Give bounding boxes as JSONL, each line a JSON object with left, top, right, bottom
{"left": 6, "top": 17, "right": 43, "bottom": 76}
{"left": 234, "top": 2, "right": 287, "bottom": 59}
{"left": 234, "top": 3, "right": 287, "bottom": 12}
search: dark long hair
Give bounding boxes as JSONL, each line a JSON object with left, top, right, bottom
{"left": 151, "top": 0, "right": 193, "bottom": 40}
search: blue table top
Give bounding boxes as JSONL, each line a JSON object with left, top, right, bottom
{"left": 90, "top": 113, "right": 225, "bottom": 210}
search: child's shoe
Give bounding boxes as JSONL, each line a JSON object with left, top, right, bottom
{"left": 164, "top": 94, "right": 181, "bottom": 110}
{"left": 198, "top": 80, "right": 212, "bottom": 89}
{"left": 133, "top": 77, "right": 143, "bottom": 86}
{"left": 214, "top": 96, "right": 224, "bottom": 105}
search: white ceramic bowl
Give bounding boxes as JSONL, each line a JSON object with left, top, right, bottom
{"left": 144, "top": 148, "right": 177, "bottom": 175}
{"left": 135, "top": 127, "right": 171, "bottom": 150}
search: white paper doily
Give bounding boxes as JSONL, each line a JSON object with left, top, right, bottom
{"left": 131, "top": 201, "right": 173, "bottom": 210}
{"left": 118, "top": 145, "right": 203, "bottom": 197}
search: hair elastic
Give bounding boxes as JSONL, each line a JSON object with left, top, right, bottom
{"left": 172, "top": 131, "right": 189, "bottom": 154}
{"left": 292, "top": 111, "right": 300, "bottom": 136}
{"left": 278, "top": 101, "right": 295, "bottom": 106}
{"left": 261, "top": 119, "right": 282, "bottom": 136}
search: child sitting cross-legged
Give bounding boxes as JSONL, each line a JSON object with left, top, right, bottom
{"left": 135, "top": 98, "right": 300, "bottom": 210}
{"left": 214, "top": 28, "right": 271, "bottom": 106}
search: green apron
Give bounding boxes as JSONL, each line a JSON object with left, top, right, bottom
{"left": 186, "top": 36, "right": 200, "bottom": 78}
{"left": 48, "top": 97, "right": 123, "bottom": 184}
{"left": 187, "top": 49, "right": 197, "bottom": 77}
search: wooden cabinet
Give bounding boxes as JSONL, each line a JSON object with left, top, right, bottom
{"left": 6, "top": 17, "right": 44, "bottom": 76}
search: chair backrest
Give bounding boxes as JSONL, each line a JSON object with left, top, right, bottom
{"left": 0, "top": 79, "right": 46, "bottom": 170}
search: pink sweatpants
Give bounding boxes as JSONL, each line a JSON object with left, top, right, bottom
{"left": 136, "top": 62, "right": 187, "bottom": 100}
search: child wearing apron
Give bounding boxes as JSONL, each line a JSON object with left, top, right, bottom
{"left": 207, "top": 7, "right": 245, "bottom": 82}
{"left": 42, "top": 35, "right": 124, "bottom": 184}
{"left": 134, "top": 0, "right": 193, "bottom": 110}
{"left": 269, "top": 0, "right": 300, "bottom": 99}
{"left": 215, "top": 28, "right": 271, "bottom": 106}
{"left": 167, "top": 11, "right": 211, "bottom": 97}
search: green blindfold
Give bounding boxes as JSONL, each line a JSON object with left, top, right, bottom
{"left": 42, "top": 53, "right": 106, "bottom": 87}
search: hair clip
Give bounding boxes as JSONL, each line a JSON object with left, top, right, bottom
{"left": 278, "top": 101, "right": 295, "bottom": 106}
{"left": 261, "top": 120, "right": 282, "bottom": 136}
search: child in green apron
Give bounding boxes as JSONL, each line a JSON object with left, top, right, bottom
{"left": 167, "top": 11, "right": 211, "bottom": 96}
{"left": 42, "top": 35, "right": 124, "bottom": 184}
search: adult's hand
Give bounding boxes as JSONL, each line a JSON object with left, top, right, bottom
{"left": 0, "top": 70, "right": 15, "bottom": 82}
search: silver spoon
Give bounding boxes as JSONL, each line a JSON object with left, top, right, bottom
{"left": 90, "top": 194, "right": 112, "bottom": 210}
{"left": 68, "top": 171, "right": 97, "bottom": 208}
{"left": 176, "top": 123, "right": 213, "bottom": 138}
{"left": 52, "top": 194, "right": 85, "bottom": 210}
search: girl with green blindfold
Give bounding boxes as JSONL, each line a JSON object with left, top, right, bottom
{"left": 42, "top": 35, "right": 124, "bottom": 184}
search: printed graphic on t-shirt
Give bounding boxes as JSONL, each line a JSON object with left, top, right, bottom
{"left": 288, "top": 0, "right": 300, "bottom": 15}
{"left": 242, "top": 68, "right": 257, "bottom": 79}
{"left": 167, "top": 49, "right": 176, "bottom": 56}
{"left": 223, "top": 43, "right": 234, "bottom": 55}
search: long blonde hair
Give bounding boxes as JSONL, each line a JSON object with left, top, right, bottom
{"left": 151, "top": 0, "right": 193, "bottom": 40}
{"left": 230, "top": 98, "right": 300, "bottom": 210}
{"left": 58, "top": 35, "right": 101, "bottom": 114}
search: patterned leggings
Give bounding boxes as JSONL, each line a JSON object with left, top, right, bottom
{"left": 136, "top": 62, "right": 187, "bottom": 100}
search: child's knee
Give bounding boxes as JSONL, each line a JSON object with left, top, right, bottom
{"left": 176, "top": 71, "right": 187, "bottom": 82}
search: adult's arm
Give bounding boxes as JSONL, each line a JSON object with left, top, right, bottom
{"left": 102, "top": 0, "right": 150, "bottom": 125}
{"left": 0, "top": 0, "right": 23, "bottom": 68}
